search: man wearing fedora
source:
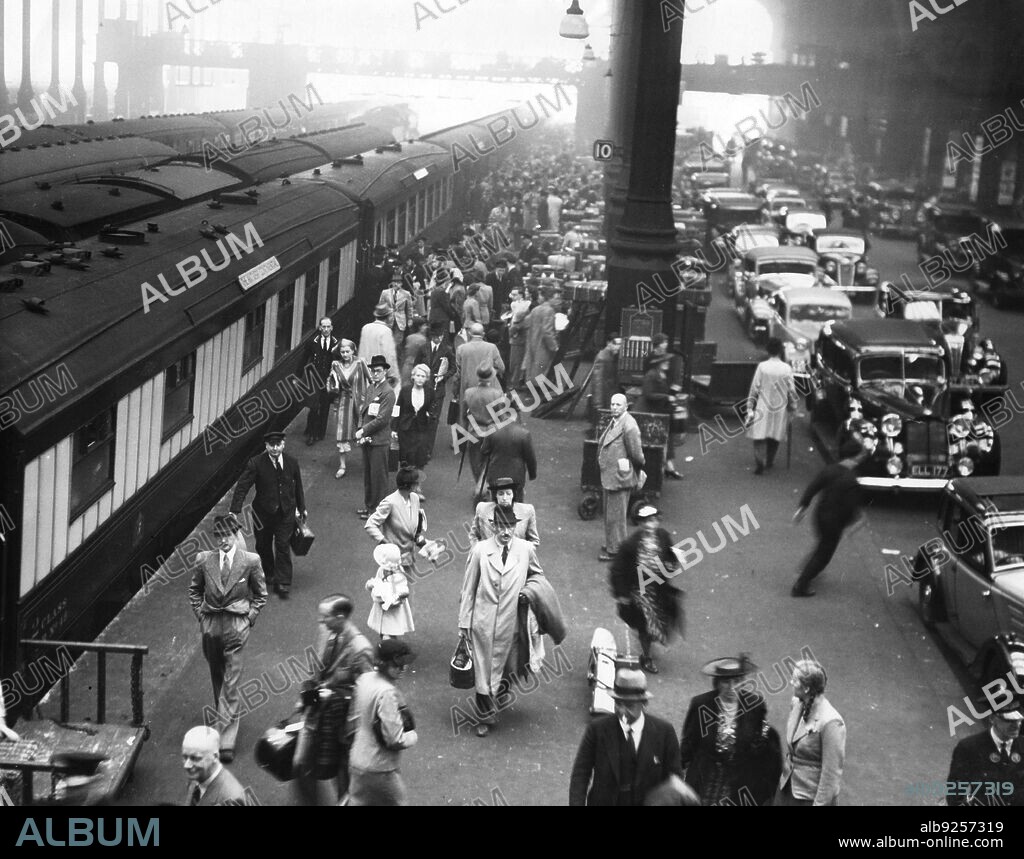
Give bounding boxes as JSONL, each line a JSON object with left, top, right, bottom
{"left": 230, "top": 432, "right": 306, "bottom": 599}
{"left": 188, "top": 515, "right": 267, "bottom": 762}
{"left": 359, "top": 303, "right": 400, "bottom": 388}
{"left": 462, "top": 363, "right": 504, "bottom": 484}
{"left": 459, "top": 504, "right": 543, "bottom": 738}
{"left": 946, "top": 693, "right": 1024, "bottom": 806}
{"left": 679, "top": 655, "right": 782, "bottom": 806}
{"left": 456, "top": 323, "right": 505, "bottom": 407}
{"left": 569, "top": 667, "right": 682, "bottom": 806}
{"left": 356, "top": 356, "right": 398, "bottom": 520}
{"left": 469, "top": 477, "right": 539, "bottom": 546}
{"left": 379, "top": 272, "right": 415, "bottom": 360}
{"left": 521, "top": 286, "right": 561, "bottom": 382}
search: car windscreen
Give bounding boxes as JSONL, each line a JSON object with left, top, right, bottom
{"left": 715, "top": 209, "right": 763, "bottom": 229}
{"left": 858, "top": 352, "right": 944, "bottom": 382}
{"left": 758, "top": 262, "right": 815, "bottom": 276}
{"left": 790, "top": 303, "right": 851, "bottom": 323}
{"left": 735, "top": 232, "right": 779, "bottom": 252}
{"left": 934, "top": 215, "right": 983, "bottom": 235}
{"left": 991, "top": 524, "right": 1024, "bottom": 571}
{"left": 817, "top": 237, "right": 865, "bottom": 254}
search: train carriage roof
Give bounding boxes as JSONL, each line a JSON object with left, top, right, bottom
{"left": 289, "top": 124, "right": 395, "bottom": 160}
{"left": 0, "top": 184, "right": 167, "bottom": 239}
{"left": 80, "top": 162, "right": 242, "bottom": 201}
{"left": 65, "top": 115, "right": 229, "bottom": 143}
{"left": 207, "top": 138, "right": 334, "bottom": 182}
{"left": 0, "top": 182, "right": 361, "bottom": 436}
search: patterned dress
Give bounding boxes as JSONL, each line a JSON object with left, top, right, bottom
{"left": 328, "top": 359, "right": 370, "bottom": 453}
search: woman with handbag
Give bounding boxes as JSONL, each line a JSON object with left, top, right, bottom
{"left": 293, "top": 594, "right": 374, "bottom": 806}
{"left": 364, "top": 467, "right": 429, "bottom": 580}
{"left": 327, "top": 340, "right": 371, "bottom": 479}
{"left": 347, "top": 640, "right": 418, "bottom": 806}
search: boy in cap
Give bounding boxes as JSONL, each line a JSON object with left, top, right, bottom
{"left": 188, "top": 515, "right": 267, "bottom": 761}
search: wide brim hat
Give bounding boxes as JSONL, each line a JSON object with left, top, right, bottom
{"left": 373, "top": 543, "right": 402, "bottom": 567}
{"left": 373, "top": 302, "right": 391, "bottom": 318}
{"left": 368, "top": 354, "right": 391, "bottom": 370}
{"left": 489, "top": 477, "right": 516, "bottom": 491}
{"left": 609, "top": 668, "right": 651, "bottom": 702}
{"left": 492, "top": 506, "right": 520, "bottom": 526}
{"left": 701, "top": 654, "right": 759, "bottom": 679}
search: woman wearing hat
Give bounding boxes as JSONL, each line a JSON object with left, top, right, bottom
{"left": 347, "top": 640, "right": 418, "bottom": 806}
{"left": 609, "top": 506, "right": 684, "bottom": 674}
{"left": 327, "top": 340, "right": 370, "bottom": 479}
{"left": 777, "top": 658, "right": 846, "bottom": 806}
{"left": 365, "top": 466, "right": 429, "bottom": 579}
{"left": 679, "top": 655, "right": 782, "bottom": 806}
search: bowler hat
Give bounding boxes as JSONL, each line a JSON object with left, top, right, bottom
{"left": 429, "top": 322, "right": 447, "bottom": 337}
{"left": 701, "top": 653, "right": 759, "bottom": 679}
{"left": 476, "top": 364, "right": 494, "bottom": 379}
{"left": 377, "top": 638, "right": 416, "bottom": 666}
{"left": 264, "top": 430, "right": 286, "bottom": 443}
{"left": 609, "top": 668, "right": 651, "bottom": 702}
{"left": 212, "top": 514, "right": 240, "bottom": 537}
{"left": 489, "top": 477, "right": 516, "bottom": 491}
{"left": 368, "top": 354, "right": 391, "bottom": 370}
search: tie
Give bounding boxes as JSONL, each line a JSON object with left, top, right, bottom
{"left": 275, "top": 457, "right": 282, "bottom": 473}
{"left": 501, "top": 546, "right": 509, "bottom": 565}
{"left": 626, "top": 727, "right": 637, "bottom": 759}
{"left": 220, "top": 552, "right": 228, "bottom": 573}
{"left": 190, "top": 785, "right": 201, "bottom": 806}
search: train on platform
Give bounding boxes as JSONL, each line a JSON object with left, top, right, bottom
{"left": 0, "top": 103, "right": 532, "bottom": 687}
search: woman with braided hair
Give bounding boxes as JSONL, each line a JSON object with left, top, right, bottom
{"left": 777, "top": 658, "right": 846, "bottom": 806}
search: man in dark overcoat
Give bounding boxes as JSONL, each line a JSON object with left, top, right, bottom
{"left": 946, "top": 694, "right": 1024, "bottom": 806}
{"left": 303, "top": 317, "right": 340, "bottom": 445}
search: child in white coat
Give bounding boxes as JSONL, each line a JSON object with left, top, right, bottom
{"left": 365, "top": 543, "right": 414, "bottom": 639}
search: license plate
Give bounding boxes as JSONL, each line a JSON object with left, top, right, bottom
{"left": 910, "top": 465, "right": 946, "bottom": 478}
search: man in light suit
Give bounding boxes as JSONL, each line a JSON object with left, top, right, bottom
{"left": 356, "top": 355, "right": 398, "bottom": 520}
{"left": 521, "top": 286, "right": 562, "bottom": 382}
{"left": 455, "top": 323, "right": 505, "bottom": 406}
{"left": 229, "top": 431, "right": 306, "bottom": 598}
{"left": 458, "top": 505, "right": 543, "bottom": 738}
{"left": 569, "top": 668, "right": 682, "bottom": 806}
{"left": 183, "top": 726, "right": 250, "bottom": 805}
{"left": 303, "top": 317, "right": 340, "bottom": 446}
{"left": 359, "top": 304, "right": 400, "bottom": 388}
{"left": 188, "top": 516, "right": 267, "bottom": 761}
{"left": 461, "top": 365, "right": 504, "bottom": 484}
{"left": 379, "top": 273, "right": 415, "bottom": 360}
{"left": 597, "top": 394, "right": 645, "bottom": 562}
{"left": 469, "top": 477, "right": 539, "bottom": 547}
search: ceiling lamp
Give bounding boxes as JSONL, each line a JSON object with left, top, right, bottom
{"left": 582, "top": 43, "right": 596, "bottom": 62}
{"left": 559, "top": 1, "right": 589, "bottom": 39}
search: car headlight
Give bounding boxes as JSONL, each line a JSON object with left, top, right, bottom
{"left": 948, "top": 415, "right": 971, "bottom": 441}
{"left": 886, "top": 456, "right": 903, "bottom": 476}
{"left": 980, "top": 365, "right": 999, "bottom": 384}
{"left": 893, "top": 442, "right": 904, "bottom": 455}
{"left": 795, "top": 337, "right": 809, "bottom": 351}
{"left": 956, "top": 456, "right": 975, "bottom": 476}
{"left": 825, "top": 260, "right": 837, "bottom": 273}
{"left": 856, "top": 262, "right": 866, "bottom": 274}
{"left": 881, "top": 413, "right": 902, "bottom": 437}
{"left": 865, "top": 269, "right": 879, "bottom": 285}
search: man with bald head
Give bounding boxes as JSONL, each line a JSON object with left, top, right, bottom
{"left": 455, "top": 322, "right": 505, "bottom": 406}
{"left": 182, "top": 726, "right": 249, "bottom": 806}
{"left": 597, "top": 394, "right": 645, "bottom": 562}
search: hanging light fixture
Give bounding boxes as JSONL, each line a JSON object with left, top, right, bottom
{"left": 559, "top": 0, "right": 589, "bottom": 39}
{"left": 582, "top": 43, "right": 596, "bottom": 63}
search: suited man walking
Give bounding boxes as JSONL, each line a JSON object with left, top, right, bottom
{"left": 597, "top": 394, "right": 645, "bottom": 562}
{"left": 356, "top": 355, "right": 398, "bottom": 520}
{"left": 230, "top": 431, "right": 306, "bottom": 598}
{"left": 188, "top": 515, "right": 267, "bottom": 760}
{"left": 479, "top": 409, "right": 537, "bottom": 501}
{"left": 303, "top": 318, "right": 340, "bottom": 446}
{"left": 462, "top": 365, "right": 504, "bottom": 484}
{"left": 182, "top": 726, "right": 249, "bottom": 805}
{"left": 379, "top": 274, "right": 415, "bottom": 360}
{"left": 421, "top": 325, "right": 455, "bottom": 459}
{"left": 456, "top": 323, "right": 505, "bottom": 406}
{"left": 569, "top": 668, "right": 682, "bottom": 805}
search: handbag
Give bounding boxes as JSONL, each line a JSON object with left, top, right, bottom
{"left": 254, "top": 716, "right": 303, "bottom": 782}
{"left": 290, "top": 515, "right": 315, "bottom": 556}
{"left": 449, "top": 636, "right": 475, "bottom": 689}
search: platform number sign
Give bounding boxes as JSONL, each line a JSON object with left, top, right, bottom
{"left": 593, "top": 140, "right": 618, "bottom": 162}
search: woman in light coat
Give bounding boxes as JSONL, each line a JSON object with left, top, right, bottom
{"left": 327, "top": 340, "right": 370, "bottom": 479}
{"left": 364, "top": 467, "right": 428, "bottom": 579}
{"left": 745, "top": 337, "right": 798, "bottom": 474}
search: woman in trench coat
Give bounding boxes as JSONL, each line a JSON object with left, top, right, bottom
{"left": 745, "top": 338, "right": 798, "bottom": 474}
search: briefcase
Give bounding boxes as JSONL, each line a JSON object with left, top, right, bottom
{"left": 290, "top": 516, "right": 315, "bottom": 556}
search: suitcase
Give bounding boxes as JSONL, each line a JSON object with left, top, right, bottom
{"left": 588, "top": 628, "right": 618, "bottom": 715}
{"left": 289, "top": 517, "right": 315, "bottom": 556}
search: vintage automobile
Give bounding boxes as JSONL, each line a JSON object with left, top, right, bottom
{"left": 762, "top": 196, "right": 808, "bottom": 229}
{"left": 719, "top": 223, "right": 780, "bottom": 289}
{"left": 917, "top": 203, "right": 994, "bottom": 271}
{"left": 760, "top": 286, "right": 852, "bottom": 373}
{"left": 874, "top": 281, "right": 1008, "bottom": 395}
{"left": 912, "top": 478, "right": 1024, "bottom": 683}
{"left": 780, "top": 208, "right": 828, "bottom": 245}
{"left": 756, "top": 183, "right": 802, "bottom": 202}
{"left": 809, "top": 319, "right": 1001, "bottom": 490}
{"left": 978, "top": 222, "right": 1024, "bottom": 308}
{"left": 702, "top": 193, "right": 764, "bottom": 246}
{"left": 812, "top": 230, "right": 879, "bottom": 296}
{"left": 735, "top": 246, "right": 831, "bottom": 338}
{"left": 674, "top": 207, "right": 708, "bottom": 257}
{"left": 690, "top": 170, "right": 731, "bottom": 191}
{"left": 873, "top": 183, "right": 921, "bottom": 238}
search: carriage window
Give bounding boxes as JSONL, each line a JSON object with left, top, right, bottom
{"left": 274, "top": 286, "right": 295, "bottom": 364}
{"left": 301, "top": 265, "right": 321, "bottom": 335}
{"left": 70, "top": 408, "right": 116, "bottom": 520}
{"left": 417, "top": 191, "right": 426, "bottom": 233}
{"left": 386, "top": 209, "right": 398, "bottom": 246}
{"left": 243, "top": 302, "right": 267, "bottom": 372}
{"left": 327, "top": 250, "right": 341, "bottom": 312}
{"left": 162, "top": 352, "right": 197, "bottom": 440}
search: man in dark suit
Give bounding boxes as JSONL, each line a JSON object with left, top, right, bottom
{"left": 480, "top": 408, "right": 537, "bottom": 502}
{"left": 428, "top": 275, "right": 460, "bottom": 345}
{"left": 456, "top": 323, "right": 505, "bottom": 405}
{"left": 229, "top": 431, "right": 306, "bottom": 598}
{"left": 303, "top": 318, "right": 340, "bottom": 446}
{"left": 421, "top": 325, "right": 455, "bottom": 459}
{"left": 946, "top": 694, "right": 1024, "bottom": 806}
{"left": 485, "top": 260, "right": 517, "bottom": 318}
{"left": 188, "top": 515, "right": 267, "bottom": 759}
{"left": 569, "top": 668, "right": 683, "bottom": 806}
{"left": 355, "top": 355, "right": 397, "bottom": 520}
{"left": 182, "top": 725, "right": 250, "bottom": 805}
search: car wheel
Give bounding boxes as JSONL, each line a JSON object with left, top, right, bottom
{"left": 918, "top": 572, "right": 944, "bottom": 627}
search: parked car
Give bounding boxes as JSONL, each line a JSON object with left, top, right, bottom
{"left": 874, "top": 281, "right": 1008, "bottom": 395}
{"left": 979, "top": 222, "right": 1024, "bottom": 308}
{"left": 781, "top": 209, "right": 828, "bottom": 245}
{"left": 735, "top": 246, "right": 832, "bottom": 340}
{"left": 812, "top": 230, "right": 879, "bottom": 297}
{"left": 762, "top": 286, "right": 852, "bottom": 374}
{"left": 808, "top": 319, "right": 1001, "bottom": 489}
{"left": 873, "top": 183, "right": 921, "bottom": 238}
{"left": 912, "top": 478, "right": 1024, "bottom": 682}
{"left": 917, "top": 203, "right": 993, "bottom": 271}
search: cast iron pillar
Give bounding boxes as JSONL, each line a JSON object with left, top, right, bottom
{"left": 605, "top": 0, "right": 683, "bottom": 346}
{"left": 17, "top": 0, "right": 35, "bottom": 115}
{"left": 0, "top": 0, "right": 10, "bottom": 113}
{"left": 48, "top": 0, "right": 61, "bottom": 100}
{"left": 93, "top": 1, "right": 109, "bottom": 119}
{"left": 603, "top": 0, "right": 642, "bottom": 241}
{"left": 72, "top": 0, "right": 87, "bottom": 121}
